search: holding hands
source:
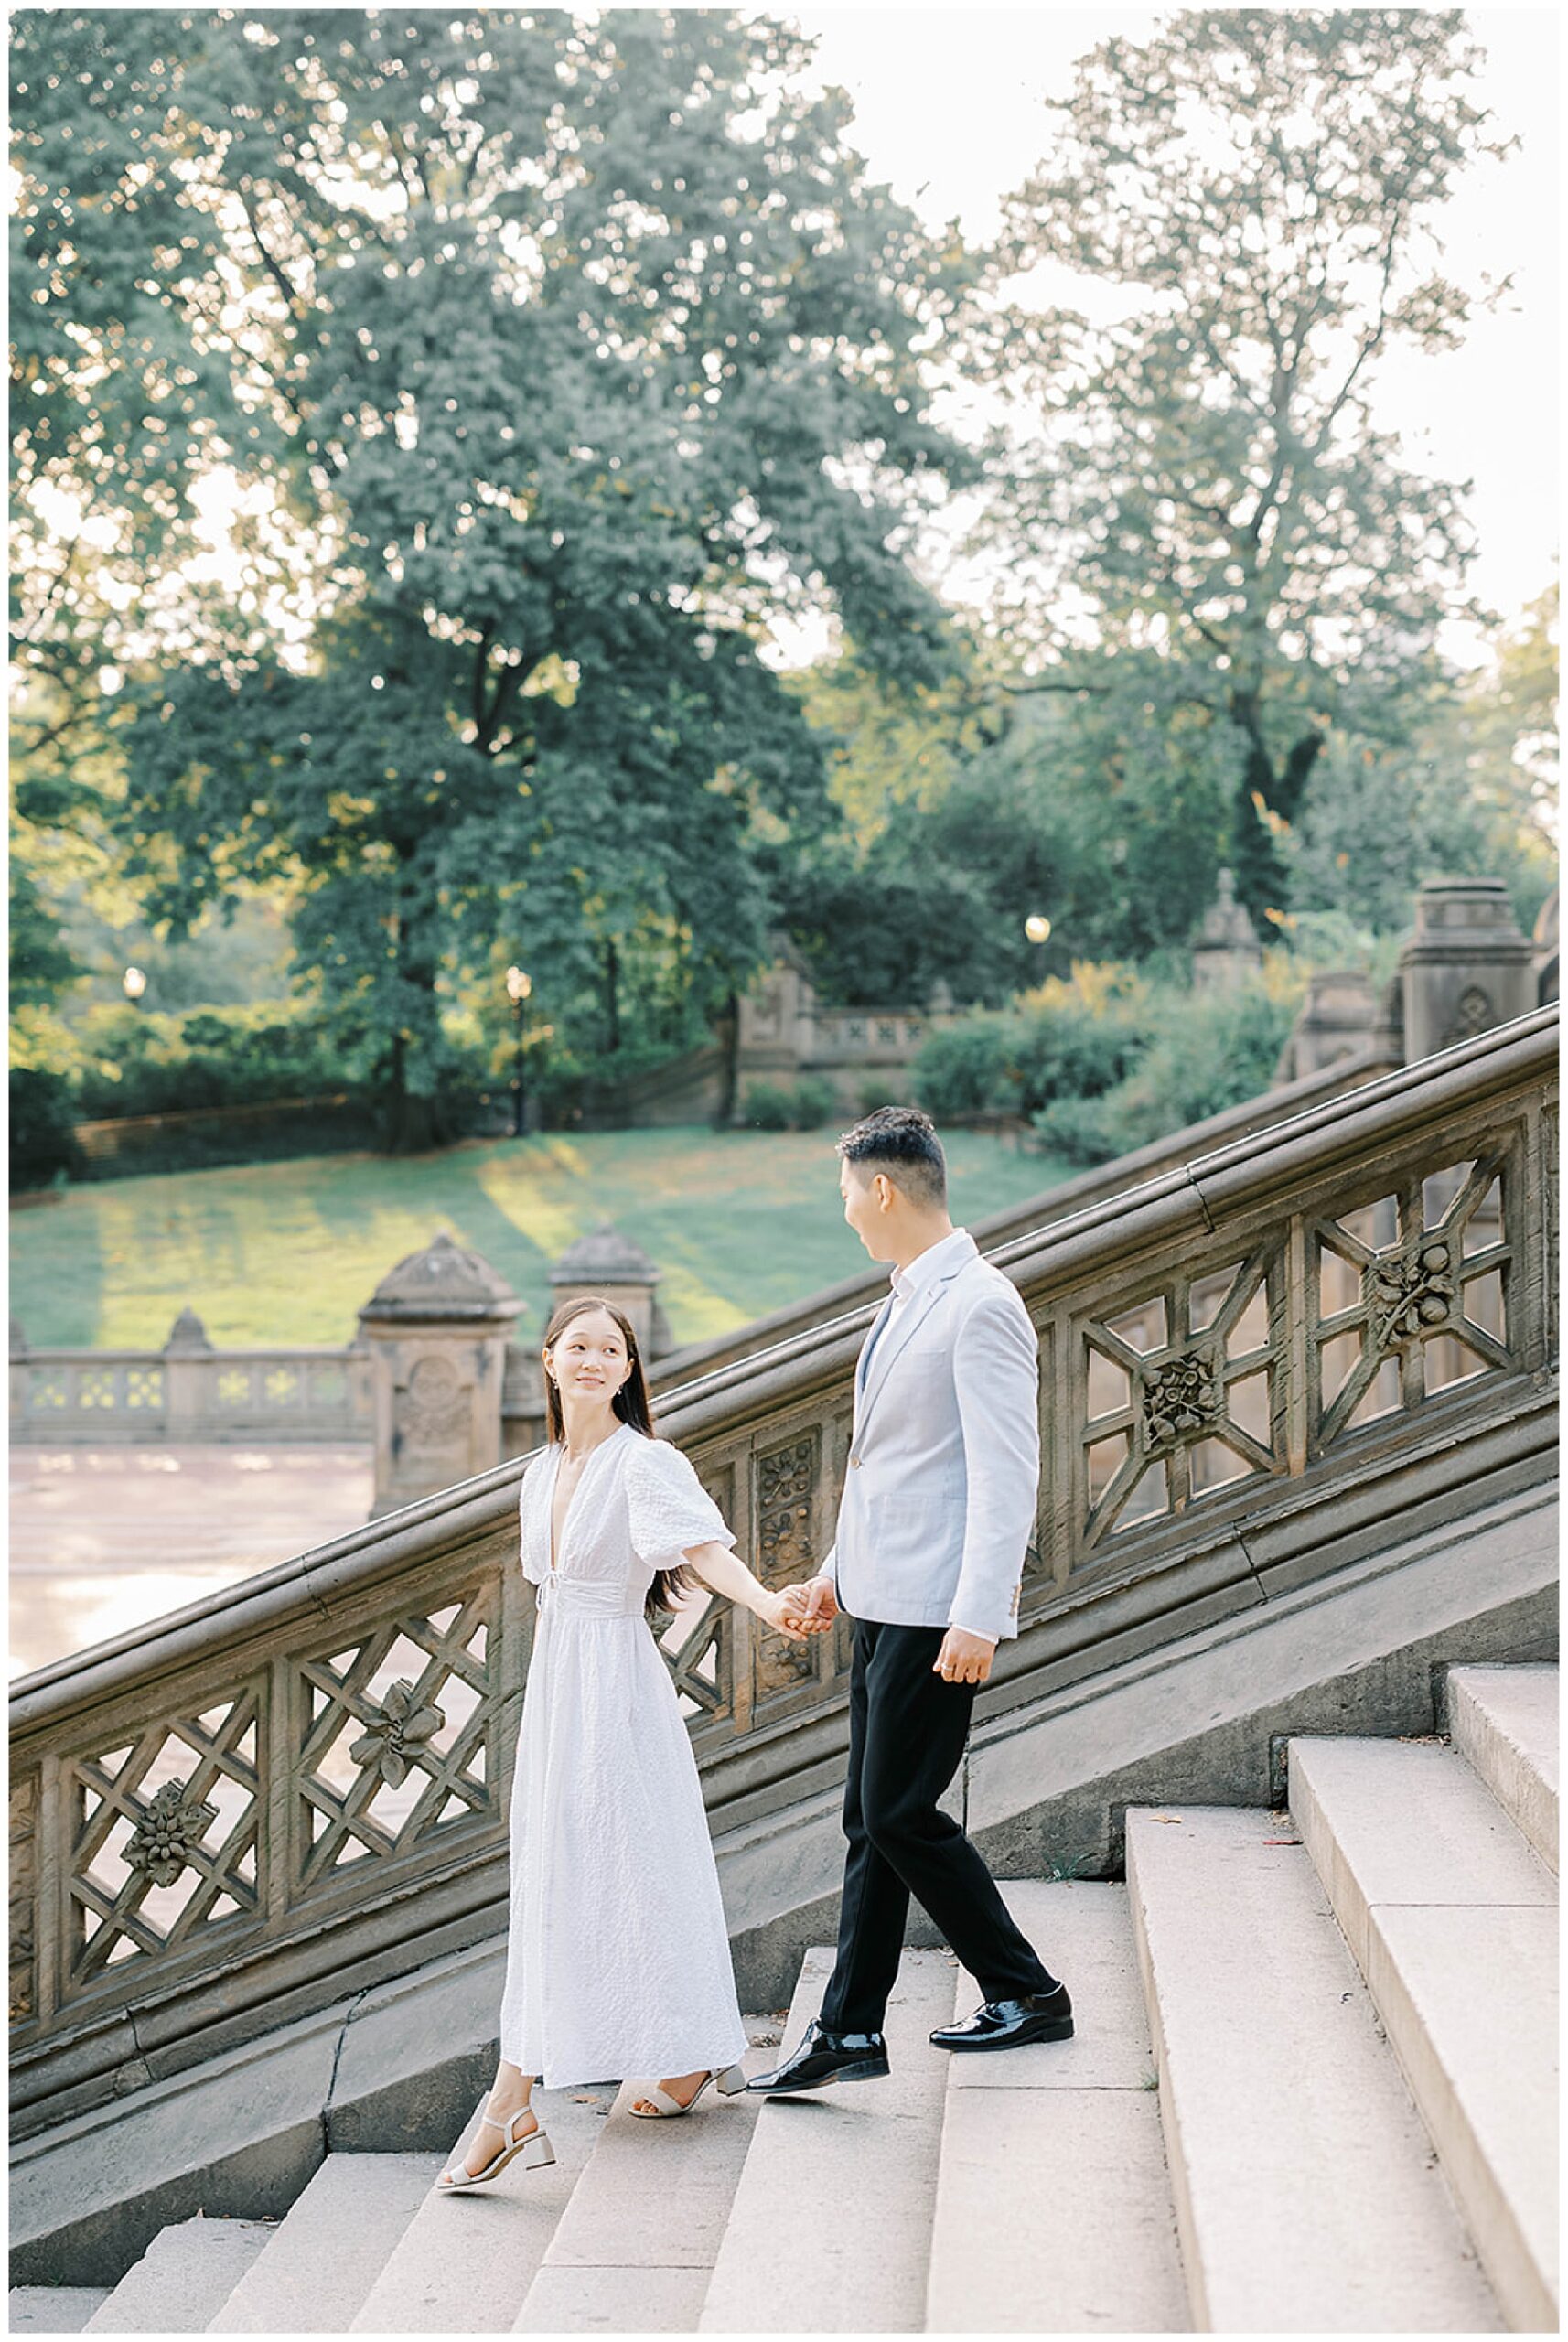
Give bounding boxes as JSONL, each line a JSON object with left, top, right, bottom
{"left": 774, "top": 1575, "right": 838, "bottom": 1638}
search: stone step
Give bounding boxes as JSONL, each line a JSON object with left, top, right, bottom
{"left": 8, "top": 2290, "right": 113, "bottom": 2332}
{"left": 925, "top": 1880, "right": 1187, "bottom": 2334}
{"left": 205, "top": 2154, "right": 439, "bottom": 2332}
{"left": 699, "top": 1946, "right": 955, "bottom": 2333}
{"left": 1290, "top": 1735, "right": 1558, "bottom": 2333}
{"left": 82, "top": 2217, "right": 275, "bottom": 2332}
{"left": 1127, "top": 1806, "right": 1502, "bottom": 2333}
{"left": 351, "top": 2090, "right": 608, "bottom": 2334}
{"left": 513, "top": 2057, "right": 766, "bottom": 2335}
{"left": 1446, "top": 1664, "right": 1559, "bottom": 1873}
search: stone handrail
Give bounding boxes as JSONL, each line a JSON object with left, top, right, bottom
{"left": 651, "top": 1041, "right": 1397, "bottom": 1387}
{"left": 9, "top": 1007, "right": 1556, "bottom": 2130}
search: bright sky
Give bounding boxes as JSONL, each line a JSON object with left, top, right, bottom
{"left": 785, "top": 3, "right": 1561, "bottom": 661}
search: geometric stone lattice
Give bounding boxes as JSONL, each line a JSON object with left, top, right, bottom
{"left": 1314, "top": 1150, "right": 1513, "bottom": 1447}
{"left": 67, "top": 1688, "right": 263, "bottom": 1996}
{"left": 296, "top": 1585, "right": 497, "bottom": 1895}
{"left": 1080, "top": 1249, "right": 1280, "bottom": 1550}
{"left": 11, "top": 1773, "right": 38, "bottom": 2025}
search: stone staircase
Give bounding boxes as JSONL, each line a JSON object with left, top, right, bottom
{"left": 12, "top": 1663, "right": 1555, "bottom": 2336}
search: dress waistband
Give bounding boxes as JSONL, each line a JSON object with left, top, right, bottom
{"left": 535, "top": 1573, "right": 645, "bottom": 1620}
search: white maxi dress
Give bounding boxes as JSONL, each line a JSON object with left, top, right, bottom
{"left": 498, "top": 1422, "right": 749, "bottom": 2089}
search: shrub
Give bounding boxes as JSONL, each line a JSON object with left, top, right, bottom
{"left": 70, "top": 1000, "right": 346, "bottom": 1120}
{"left": 744, "top": 1081, "right": 796, "bottom": 1131}
{"left": 789, "top": 1078, "right": 836, "bottom": 1129}
{"left": 9, "top": 1069, "right": 84, "bottom": 1191}
{"left": 1033, "top": 974, "right": 1302, "bottom": 1164}
{"left": 912, "top": 1015, "right": 1019, "bottom": 1119}
{"left": 855, "top": 1079, "right": 902, "bottom": 1118}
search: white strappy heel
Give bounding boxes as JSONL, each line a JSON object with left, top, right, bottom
{"left": 435, "top": 2101, "right": 555, "bottom": 2191}
{"left": 628, "top": 2062, "right": 748, "bottom": 2119}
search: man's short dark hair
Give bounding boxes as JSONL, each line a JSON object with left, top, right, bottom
{"left": 836, "top": 1104, "right": 948, "bottom": 1209}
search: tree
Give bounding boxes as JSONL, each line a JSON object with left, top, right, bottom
{"left": 972, "top": 8, "right": 1509, "bottom": 933}
{"left": 1284, "top": 583, "right": 1559, "bottom": 936}
{"left": 11, "top": 10, "right": 977, "bottom": 1144}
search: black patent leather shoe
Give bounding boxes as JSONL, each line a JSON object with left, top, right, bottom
{"left": 929, "top": 1984, "right": 1074, "bottom": 2052}
{"left": 746, "top": 2018, "right": 890, "bottom": 2094}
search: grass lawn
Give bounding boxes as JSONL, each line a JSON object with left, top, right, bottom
{"left": 9, "top": 1126, "right": 1075, "bottom": 1351}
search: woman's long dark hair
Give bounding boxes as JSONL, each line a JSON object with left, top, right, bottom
{"left": 542, "top": 1293, "right": 694, "bottom": 1621}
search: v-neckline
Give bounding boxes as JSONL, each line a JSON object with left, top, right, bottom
{"left": 547, "top": 1423, "right": 623, "bottom": 1574}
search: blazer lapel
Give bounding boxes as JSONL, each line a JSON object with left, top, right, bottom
{"left": 856, "top": 1274, "right": 949, "bottom": 1431}
{"left": 852, "top": 1293, "right": 895, "bottom": 1431}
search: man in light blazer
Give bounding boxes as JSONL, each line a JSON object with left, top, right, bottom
{"left": 750, "top": 1106, "right": 1071, "bottom": 2096}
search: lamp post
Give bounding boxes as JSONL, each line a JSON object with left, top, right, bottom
{"left": 122, "top": 965, "right": 148, "bottom": 1004}
{"left": 505, "top": 966, "right": 532, "bottom": 1137}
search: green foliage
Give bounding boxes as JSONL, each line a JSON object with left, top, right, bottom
{"left": 912, "top": 1019, "right": 1017, "bottom": 1120}
{"left": 13, "top": 11, "right": 978, "bottom": 1150}
{"left": 789, "top": 1079, "right": 836, "bottom": 1130}
{"left": 743, "top": 1081, "right": 797, "bottom": 1133}
{"left": 68, "top": 1001, "right": 348, "bottom": 1121}
{"left": 913, "top": 958, "right": 1302, "bottom": 1161}
{"left": 1032, "top": 972, "right": 1305, "bottom": 1165}
{"left": 8, "top": 1069, "right": 84, "bottom": 1192}
{"left": 915, "top": 964, "right": 1149, "bottom": 1122}
{"left": 975, "top": 9, "right": 1505, "bottom": 934}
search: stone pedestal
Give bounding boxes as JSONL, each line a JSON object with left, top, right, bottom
{"left": 356, "top": 1232, "right": 523, "bottom": 1519}
{"left": 1533, "top": 885, "right": 1558, "bottom": 1005}
{"left": 10, "top": 1318, "right": 29, "bottom": 1429}
{"left": 1398, "top": 880, "right": 1536, "bottom": 1065}
{"left": 1192, "top": 868, "right": 1263, "bottom": 991}
{"left": 1273, "top": 971, "right": 1403, "bottom": 1083}
{"left": 548, "top": 1225, "right": 670, "bottom": 1360}
{"left": 162, "top": 1307, "right": 216, "bottom": 1440}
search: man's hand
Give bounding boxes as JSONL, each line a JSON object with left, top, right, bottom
{"left": 933, "top": 1625, "right": 996, "bottom": 1685}
{"left": 783, "top": 1575, "right": 838, "bottom": 1634}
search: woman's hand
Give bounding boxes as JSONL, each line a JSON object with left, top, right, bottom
{"left": 759, "top": 1587, "right": 811, "bottom": 1641}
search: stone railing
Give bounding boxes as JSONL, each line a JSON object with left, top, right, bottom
{"left": 804, "top": 1007, "right": 929, "bottom": 1062}
{"left": 10, "top": 1337, "right": 373, "bottom": 1445}
{"left": 651, "top": 1040, "right": 1398, "bottom": 1387}
{"left": 9, "top": 1007, "right": 1557, "bottom": 2133}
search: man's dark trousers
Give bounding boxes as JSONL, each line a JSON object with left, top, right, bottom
{"left": 817, "top": 1616, "right": 1057, "bottom": 2036}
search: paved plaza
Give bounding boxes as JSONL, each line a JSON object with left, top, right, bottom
{"left": 9, "top": 1443, "right": 374, "bottom": 1680}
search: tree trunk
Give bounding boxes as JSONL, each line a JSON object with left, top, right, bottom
{"left": 1229, "top": 725, "right": 1324, "bottom": 939}
{"left": 377, "top": 944, "right": 456, "bottom": 1155}
{"left": 716, "top": 986, "right": 740, "bottom": 1128}
{"left": 604, "top": 939, "right": 621, "bottom": 1054}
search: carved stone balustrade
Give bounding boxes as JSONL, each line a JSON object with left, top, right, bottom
{"left": 8, "top": 1006, "right": 1557, "bottom": 2139}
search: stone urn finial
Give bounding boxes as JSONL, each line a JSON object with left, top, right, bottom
{"left": 357, "top": 1229, "right": 521, "bottom": 1329}
{"left": 549, "top": 1223, "right": 666, "bottom": 1358}
{"left": 356, "top": 1231, "right": 524, "bottom": 1520}
{"left": 163, "top": 1307, "right": 214, "bottom": 1355}
{"left": 1192, "top": 866, "right": 1263, "bottom": 990}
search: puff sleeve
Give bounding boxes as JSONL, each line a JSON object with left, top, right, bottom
{"left": 623, "top": 1437, "right": 736, "bottom": 1571}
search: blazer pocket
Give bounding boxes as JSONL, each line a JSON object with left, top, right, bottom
{"left": 867, "top": 1492, "right": 948, "bottom": 1556}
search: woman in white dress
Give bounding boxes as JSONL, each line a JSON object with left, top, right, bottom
{"left": 437, "top": 1291, "right": 810, "bottom": 2190}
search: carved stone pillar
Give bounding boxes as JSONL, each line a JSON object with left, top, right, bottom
{"left": 1533, "top": 884, "right": 1558, "bottom": 1005}
{"left": 1191, "top": 867, "right": 1263, "bottom": 991}
{"left": 1398, "top": 879, "right": 1536, "bottom": 1065}
{"left": 548, "top": 1224, "right": 671, "bottom": 1361}
{"left": 10, "top": 1318, "right": 28, "bottom": 1434}
{"left": 162, "top": 1306, "right": 215, "bottom": 1440}
{"left": 357, "top": 1232, "right": 523, "bottom": 1518}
